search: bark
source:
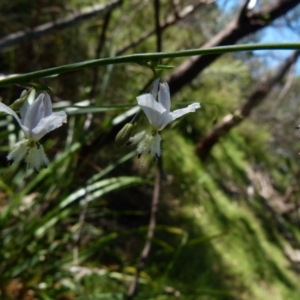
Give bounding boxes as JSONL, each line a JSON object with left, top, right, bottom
{"left": 168, "top": 0, "right": 300, "bottom": 95}
{"left": 0, "top": 0, "right": 122, "bottom": 51}
{"left": 196, "top": 50, "right": 300, "bottom": 160}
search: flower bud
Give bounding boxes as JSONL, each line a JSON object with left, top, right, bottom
{"left": 9, "top": 90, "right": 31, "bottom": 111}
{"left": 115, "top": 123, "right": 134, "bottom": 148}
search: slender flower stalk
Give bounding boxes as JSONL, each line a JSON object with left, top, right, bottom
{"left": 0, "top": 43, "right": 300, "bottom": 87}
{"left": 0, "top": 90, "right": 67, "bottom": 172}
{"left": 129, "top": 78, "right": 200, "bottom": 159}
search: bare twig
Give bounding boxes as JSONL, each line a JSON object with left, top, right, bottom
{"left": 126, "top": 158, "right": 163, "bottom": 300}
{"left": 236, "top": 0, "right": 252, "bottom": 23}
{"left": 171, "top": 0, "right": 181, "bottom": 19}
{"left": 73, "top": 198, "right": 89, "bottom": 265}
{"left": 270, "top": 59, "right": 296, "bottom": 115}
{"left": 154, "top": 0, "right": 162, "bottom": 53}
{"left": 117, "top": 0, "right": 213, "bottom": 55}
{"left": 0, "top": 1, "right": 122, "bottom": 51}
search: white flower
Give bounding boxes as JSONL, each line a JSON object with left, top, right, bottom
{"left": 0, "top": 90, "right": 67, "bottom": 172}
{"left": 129, "top": 79, "right": 200, "bottom": 159}
{"left": 129, "top": 130, "right": 162, "bottom": 158}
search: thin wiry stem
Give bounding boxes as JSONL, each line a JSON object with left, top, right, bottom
{"left": 0, "top": 43, "right": 300, "bottom": 87}
{"left": 73, "top": 197, "right": 89, "bottom": 265}
{"left": 126, "top": 158, "right": 163, "bottom": 300}
{"left": 89, "top": 11, "right": 112, "bottom": 99}
{"left": 154, "top": 0, "right": 162, "bottom": 53}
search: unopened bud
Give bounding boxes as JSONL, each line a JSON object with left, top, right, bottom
{"left": 20, "top": 90, "right": 28, "bottom": 97}
{"left": 10, "top": 89, "right": 35, "bottom": 111}
{"left": 115, "top": 123, "right": 134, "bottom": 148}
{"left": 9, "top": 90, "right": 29, "bottom": 111}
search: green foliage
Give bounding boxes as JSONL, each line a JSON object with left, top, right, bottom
{"left": 0, "top": 0, "right": 300, "bottom": 299}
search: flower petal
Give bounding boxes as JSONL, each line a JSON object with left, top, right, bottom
{"left": 129, "top": 130, "right": 147, "bottom": 145}
{"left": 150, "top": 133, "right": 161, "bottom": 158}
{"left": 7, "top": 139, "right": 29, "bottom": 164}
{"left": 151, "top": 78, "right": 160, "bottom": 100}
{"left": 26, "top": 143, "right": 49, "bottom": 172}
{"left": 23, "top": 93, "right": 53, "bottom": 131}
{"left": 20, "top": 89, "right": 36, "bottom": 120}
{"left": 169, "top": 103, "right": 201, "bottom": 121}
{"left": 0, "top": 101, "right": 29, "bottom": 135}
{"left": 31, "top": 111, "right": 67, "bottom": 140}
{"left": 34, "top": 143, "right": 49, "bottom": 170}
{"left": 158, "top": 82, "right": 170, "bottom": 113}
{"left": 137, "top": 93, "right": 171, "bottom": 129}
{"left": 132, "top": 132, "right": 161, "bottom": 159}
{"left": 136, "top": 133, "right": 152, "bottom": 157}
{"left": 20, "top": 98, "right": 30, "bottom": 121}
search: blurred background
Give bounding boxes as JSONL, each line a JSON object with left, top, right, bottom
{"left": 1, "top": 0, "right": 300, "bottom": 299}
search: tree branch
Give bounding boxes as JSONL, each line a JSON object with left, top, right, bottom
{"left": 196, "top": 50, "right": 300, "bottom": 160}
{"left": 270, "top": 58, "right": 296, "bottom": 115}
{"left": 168, "top": 0, "right": 300, "bottom": 96}
{"left": 0, "top": 0, "right": 122, "bottom": 51}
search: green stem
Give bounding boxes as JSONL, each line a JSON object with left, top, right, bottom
{"left": 1, "top": 42, "right": 300, "bottom": 87}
